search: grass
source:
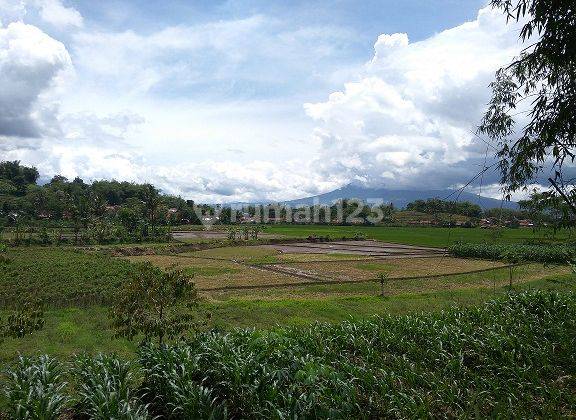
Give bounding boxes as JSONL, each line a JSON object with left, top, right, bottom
{"left": 0, "top": 306, "right": 137, "bottom": 363}
{"left": 181, "top": 245, "right": 280, "bottom": 261}
{"left": 6, "top": 290, "right": 575, "bottom": 418}
{"left": 276, "top": 256, "right": 505, "bottom": 281}
{"left": 264, "top": 225, "right": 573, "bottom": 247}
{"left": 124, "top": 254, "right": 302, "bottom": 289}
{"left": 182, "top": 266, "right": 240, "bottom": 277}
{"left": 354, "top": 261, "right": 395, "bottom": 271}
{"left": 2, "top": 271, "right": 574, "bottom": 363}
{"left": 206, "top": 264, "right": 572, "bottom": 301}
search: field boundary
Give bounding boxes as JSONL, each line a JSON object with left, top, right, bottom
{"left": 168, "top": 252, "right": 449, "bottom": 265}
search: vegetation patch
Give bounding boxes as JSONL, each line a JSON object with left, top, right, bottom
{"left": 354, "top": 261, "right": 394, "bottom": 272}
{"left": 182, "top": 266, "right": 239, "bottom": 277}
{"left": 3, "top": 291, "right": 576, "bottom": 418}
{"left": 278, "top": 257, "right": 504, "bottom": 281}
{"left": 0, "top": 247, "right": 137, "bottom": 308}
{"left": 449, "top": 242, "right": 576, "bottom": 264}
{"left": 183, "top": 245, "right": 280, "bottom": 261}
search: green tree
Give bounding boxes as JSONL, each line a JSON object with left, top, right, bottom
{"left": 141, "top": 184, "right": 162, "bottom": 237}
{"left": 110, "top": 263, "right": 198, "bottom": 344}
{"left": 117, "top": 202, "right": 143, "bottom": 235}
{"left": 479, "top": 0, "right": 576, "bottom": 208}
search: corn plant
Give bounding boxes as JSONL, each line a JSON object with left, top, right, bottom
{"left": 4, "top": 355, "right": 69, "bottom": 420}
{"left": 73, "top": 353, "right": 149, "bottom": 419}
{"left": 137, "top": 291, "right": 576, "bottom": 418}
{"left": 449, "top": 242, "right": 576, "bottom": 264}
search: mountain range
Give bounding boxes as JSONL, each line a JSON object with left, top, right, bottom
{"left": 272, "top": 184, "right": 518, "bottom": 209}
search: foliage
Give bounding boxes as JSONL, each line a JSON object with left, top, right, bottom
{"left": 4, "top": 355, "right": 69, "bottom": 420}
{"left": 0, "top": 161, "right": 198, "bottom": 244}
{"left": 137, "top": 290, "right": 576, "bottom": 418}
{"left": 110, "top": 263, "right": 199, "bottom": 344}
{"left": 406, "top": 198, "right": 482, "bottom": 217}
{"left": 479, "top": 0, "right": 576, "bottom": 201}
{"left": 73, "top": 353, "right": 149, "bottom": 419}
{"left": 3, "top": 291, "right": 576, "bottom": 418}
{"left": 449, "top": 242, "right": 576, "bottom": 264}
{"left": 1, "top": 299, "right": 44, "bottom": 340}
{"left": 0, "top": 247, "right": 138, "bottom": 307}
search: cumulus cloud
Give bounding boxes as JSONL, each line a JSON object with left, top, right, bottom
{"left": 0, "top": 21, "right": 71, "bottom": 138}
{"left": 0, "top": 3, "right": 534, "bottom": 203}
{"left": 305, "top": 6, "right": 523, "bottom": 191}
{"left": 0, "top": 0, "right": 26, "bottom": 23}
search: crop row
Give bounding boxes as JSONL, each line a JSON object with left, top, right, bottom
{"left": 3, "top": 290, "right": 576, "bottom": 418}
{"left": 0, "top": 247, "right": 136, "bottom": 308}
{"left": 449, "top": 242, "right": 576, "bottom": 264}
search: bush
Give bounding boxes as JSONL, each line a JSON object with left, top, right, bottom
{"left": 449, "top": 242, "right": 576, "bottom": 264}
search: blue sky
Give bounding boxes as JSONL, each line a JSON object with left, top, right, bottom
{"left": 0, "top": 0, "right": 534, "bottom": 202}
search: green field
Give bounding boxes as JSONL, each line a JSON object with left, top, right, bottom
{"left": 263, "top": 225, "right": 571, "bottom": 247}
{"left": 2, "top": 227, "right": 576, "bottom": 417}
{"left": 2, "top": 266, "right": 574, "bottom": 362}
{"left": 1, "top": 235, "right": 575, "bottom": 362}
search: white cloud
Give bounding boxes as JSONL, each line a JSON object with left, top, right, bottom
{"left": 0, "top": 0, "right": 83, "bottom": 28}
{"left": 0, "top": 21, "right": 71, "bottom": 138}
{"left": 305, "top": 6, "right": 523, "bottom": 191}
{"left": 69, "top": 15, "right": 353, "bottom": 96}
{"left": 0, "top": 4, "right": 534, "bottom": 203}
{"left": 0, "top": 0, "right": 26, "bottom": 23}
{"left": 37, "top": 0, "right": 83, "bottom": 28}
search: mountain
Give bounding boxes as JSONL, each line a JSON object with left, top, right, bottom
{"left": 280, "top": 185, "right": 517, "bottom": 210}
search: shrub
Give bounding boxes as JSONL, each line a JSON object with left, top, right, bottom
{"left": 110, "top": 263, "right": 199, "bottom": 344}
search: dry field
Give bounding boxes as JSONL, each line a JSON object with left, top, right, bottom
{"left": 121, "top": 240, "right": 549, "bottom": 296}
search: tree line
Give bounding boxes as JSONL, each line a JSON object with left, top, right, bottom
{"left": 0, "top": 160, "right": 569, "bottom": 243}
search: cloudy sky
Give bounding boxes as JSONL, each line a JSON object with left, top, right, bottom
{"left": 0, "top": 0, "right": 536, "bottom": 202}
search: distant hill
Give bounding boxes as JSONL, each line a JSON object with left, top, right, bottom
{"left": 280, "top": 185, "right": 518, "bottom": 210}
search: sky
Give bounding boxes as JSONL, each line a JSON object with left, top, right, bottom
{"left": 0, "top": 0, "right": 538, "bottom": 202}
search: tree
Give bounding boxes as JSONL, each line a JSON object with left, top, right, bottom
{"left": 141, "top": 184, "right": 162, "bottom": 237}
{"left": 479, "top": 0, "right": 576, "bottom": 209}
{"left": 501, "top": 248, "right": 522, "bottom": 288}
{"left": 117, "top": 199, "right": 143, "bottom": 235}
{"left": 0, "top": 161, "right": 39, "bottom": 196}
{"left": 110, "top": 263, "right": 198, "bottom": 344}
